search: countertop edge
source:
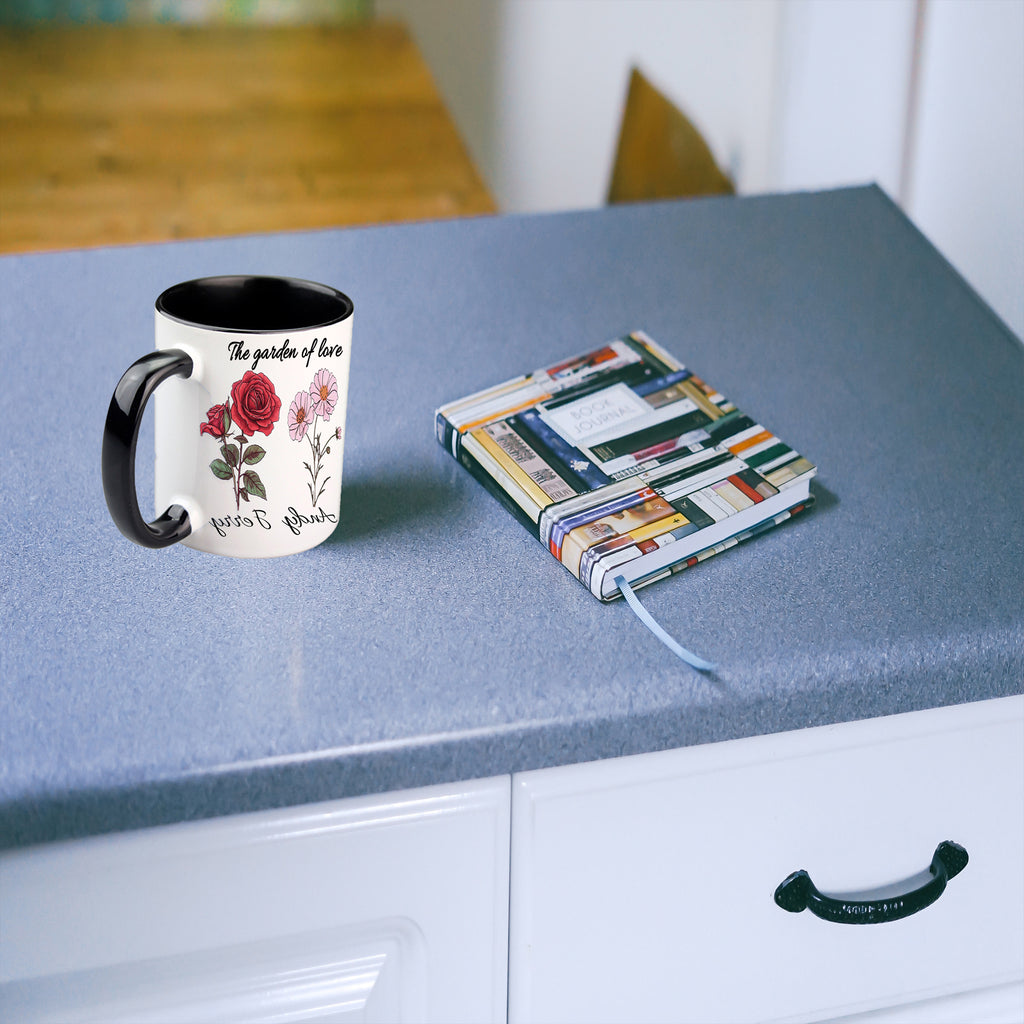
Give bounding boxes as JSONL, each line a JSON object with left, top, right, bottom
{"left": 4, "top": 676, "right": 1021, "bottom": 852}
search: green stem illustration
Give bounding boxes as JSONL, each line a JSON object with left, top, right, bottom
{"left": 306, "top": 429, "right": 319, "bottom": 505}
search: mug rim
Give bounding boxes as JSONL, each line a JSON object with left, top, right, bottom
{"left": 156, "top": 275, "right": 354, "bottom": 334}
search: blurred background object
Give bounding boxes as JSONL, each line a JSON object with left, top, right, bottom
{"left": 2, "top": 0, "right": 1021, "bottom": 339}
{"left": 382, "top": 0, "right": 1023, "bottom": 339}
{"left": 607, "top": 67, "right": 734, "bottom": 204}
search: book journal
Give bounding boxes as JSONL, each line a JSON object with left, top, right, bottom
{"left": 435, "top": 331, "right": 816, "bottom": 602}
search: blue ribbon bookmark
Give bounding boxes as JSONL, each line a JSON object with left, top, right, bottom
{"left": 614, "top": 574, "right": 717, "bottom": 672}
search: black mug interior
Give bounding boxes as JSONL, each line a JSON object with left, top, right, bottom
{"left": 156, "top": 276, "right": 353, "bottom": 333}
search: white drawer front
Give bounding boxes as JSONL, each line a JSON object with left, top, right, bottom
{"left": 509, "top": 696, "right": 1024, "bottom": 1023}
{"left": 1, "top": 776, "right": 511, "bottom": 1023}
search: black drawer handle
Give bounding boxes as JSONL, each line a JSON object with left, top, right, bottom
{"left": 774, "top": 841, "right": 968, "bottom": 924}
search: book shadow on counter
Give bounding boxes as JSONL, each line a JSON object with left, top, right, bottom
{"left": 808, "top": 479, "right": 838, "bottom": 513}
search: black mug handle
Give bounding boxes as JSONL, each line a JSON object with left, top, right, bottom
{"left": 102, "top": 349, "right": 194, "bottom": 548}
{"left": 774, "top": 840, "right": 968, "bottom": 925}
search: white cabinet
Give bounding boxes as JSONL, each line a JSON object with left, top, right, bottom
{"left": 0, "top": 776, "right": 510, "bottom": 1023}
{"left": 3, "top": 698, "right": 1023, "bottom": 1024}
{"left": 509, "top": 696, "right": 1024, "bottom": 1023}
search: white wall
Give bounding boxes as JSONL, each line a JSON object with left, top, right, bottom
{"left": 382, "top": 0, "right": 1024, "bottom": 339}
{"left": 491, "top": 0, "right": 781, "bottom": 211}
{"left": 772, "top": 0, "right": 1024, "bottom": 339}
{"left": 770, "top": 0, "right": 918, "bottom": 201}
{"left": 904, "top": 0, "right": 1024, "bottom": 340}
{"left": 379, "top": 0, "right": 781, "bottom": 208}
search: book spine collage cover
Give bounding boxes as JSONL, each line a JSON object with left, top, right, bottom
{"left": 436, "top": 332, "right": 815, "bottom": 600}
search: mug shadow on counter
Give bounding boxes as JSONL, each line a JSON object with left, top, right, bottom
{"left": 323, "top": 473, "right": 458, "bottom": 545}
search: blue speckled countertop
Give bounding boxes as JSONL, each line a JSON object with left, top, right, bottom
{"left": 2, "top": 186, "right": 1022, "bottom": 849}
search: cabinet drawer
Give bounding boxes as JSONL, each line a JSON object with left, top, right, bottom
{"left": 1, "top": 777, "right": 510, "bottom": 1023}
{"left": 509, "top": 696, "right": 1024, "bottom": 1023}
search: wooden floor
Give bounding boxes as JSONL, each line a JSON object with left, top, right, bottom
{"left": 0, "top": 21, "right": 496, "bottom": 253}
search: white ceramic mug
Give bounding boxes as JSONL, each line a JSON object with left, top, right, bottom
{"left": 103, "top": 275, "right": 354, "bottom": 557}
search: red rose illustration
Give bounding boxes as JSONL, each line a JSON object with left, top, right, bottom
{"left": 230, "top": 371, "right": 281, "bottom": 437}
{"left": 199, "top": 403, "right": 227, "bottom": 438}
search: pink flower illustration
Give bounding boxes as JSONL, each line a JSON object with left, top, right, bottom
{"left": 290, "top": 366, "right": 340, "bottom": 508}
{"left": 288, "top": 390, "right": 313, "bottom": 441}
{"left": 309, "top": 368, "right": 338, "bottom": 421}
